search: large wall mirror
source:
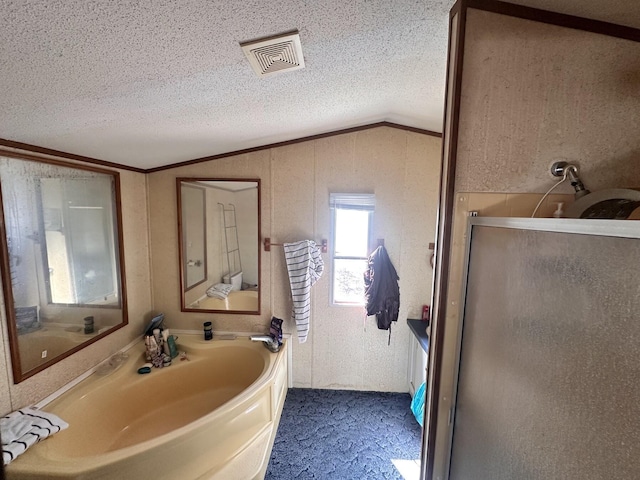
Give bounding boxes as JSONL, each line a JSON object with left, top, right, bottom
{"left": 0, "top": 153, "right": 127, "bottom": 383}
{"left": 177, "top": 178, "right": 260, "bottom": 314}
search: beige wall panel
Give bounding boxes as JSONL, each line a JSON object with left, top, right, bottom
{"left": 313, "top": 132, "right": 356, "bottom": 245}
{"left": 147, "top": 169, "right": 183, "bottom": 320}
{"left": 2, "top": 169, "right": 152, "bottom": 412}
{"left": 363, "top": 132, "right": 441, "bottom": 391}
{"left": 147, "top": 151, "right": 271, "bottom": 334}
{"left": 401, "top": 133, "right": 441, "bottom": 319}
{"left": 312, "top": 304, "right": 367, "bottom": 389}
{"left": 270, "top": 142, "right": 316, "bottom": 387}
{"left": 313, "top": 133, "right": 366, "bottom": 389}
{"left": 362, "top": 326, "right": 412, "bottom": 391}
{"left": 314, "top": 133, "right": 357, "bottom": 189}
{"left": 0, "top": 292, "right": 13, "bottom": 414}
{"left": 117, "top": 170, "right": 154, "bottom": 335}
{"left": 145, "top": 126, "right": 440, "bottom": 391}
{"left": 506, "top": 0, "right": 640, "bottom": 30}
{"left": 355, "top": 128, "right": 413, "bottom": 392}
{"left": 311, "top": 129, "right": 441, "bottom": 392}
{"left": 395, "top": 133, "right": 440, "bottom": 393}
{"left": 456, "top": 9, "right": 640, "bottom": 194}
{"left": 270, "top": 142, "right": 316, "bottom": 243}
{"left": 353, "top": 128, "right": 407, "bottom": 252}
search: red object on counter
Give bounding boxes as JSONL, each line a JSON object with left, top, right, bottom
{"left": 422, "top": 305, "right": 430, "bottom": 323}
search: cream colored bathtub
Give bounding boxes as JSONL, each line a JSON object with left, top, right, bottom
{"left": 7, "top": 334, "right": 288, "bottom": 480}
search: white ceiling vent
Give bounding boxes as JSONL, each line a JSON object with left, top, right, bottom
{"left": 241, "top": 31, "right": 305, "bottom": 77}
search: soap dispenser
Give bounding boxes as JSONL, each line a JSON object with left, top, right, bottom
{"left": 552, "top": 202, "right": 564, "bottom": 218}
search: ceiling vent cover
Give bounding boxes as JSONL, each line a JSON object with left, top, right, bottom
{"left": 241, "top": 31, "right": 305, "bottom": 77}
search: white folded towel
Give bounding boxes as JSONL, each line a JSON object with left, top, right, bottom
{"left": 2, "top": 408, "right": 68, "bottom": 465}
{"left": 206, "top": 283, "right": 233, "bottom": 299}
{"left": 208, "top": 291, "right": 227, "bottom": 300}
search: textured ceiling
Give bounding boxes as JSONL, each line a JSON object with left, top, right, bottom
{"left": 1, "top": 0, "right": 639, "bottom": 170}
{"left": 0, "top": 0, "right": 452, "bottom": 169}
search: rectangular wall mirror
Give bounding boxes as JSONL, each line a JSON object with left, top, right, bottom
{"left": 0, "top": 153, "right": 128, "bottom": 383}
{"left": 177, "top": 178, "right": 260, "bottom": 314}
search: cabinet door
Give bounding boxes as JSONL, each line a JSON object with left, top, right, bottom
{"left": 409, "top": 337, "right": 428, "bottom": 397}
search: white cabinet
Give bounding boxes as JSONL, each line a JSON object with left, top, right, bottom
{"left": 407, "top": 320, "right": 429, "bottom": 397}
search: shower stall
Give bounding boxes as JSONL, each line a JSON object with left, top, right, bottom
{"left": 447, "top": 217, "right": 640, "bottom": 479}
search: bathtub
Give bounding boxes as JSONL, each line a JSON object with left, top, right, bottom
{"left": 6, "top": 334, "right": 288, "bottom": 480}
{"left": 18, "top": 326, "right": 89, "bottom": 372}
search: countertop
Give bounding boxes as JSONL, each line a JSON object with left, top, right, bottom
{"left": 407, "top": 318, "right": 429, "bottom": 353}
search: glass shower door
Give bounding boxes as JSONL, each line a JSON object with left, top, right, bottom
{"left": 448, "top": 218, "right": 640, "bottom": 480}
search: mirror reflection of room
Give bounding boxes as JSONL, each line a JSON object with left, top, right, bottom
{"left": 179, "top": 179, "right": 260, "bottom": 314}
{"left": 0, "top": 155, "right": 127, "bottom": 381}
{"left": 40, "top": 177, "right": 118, "bottom": 306}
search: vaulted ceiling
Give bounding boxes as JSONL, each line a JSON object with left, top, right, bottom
{"left": 1, "top": 0, "right": 639, "bottom": 169}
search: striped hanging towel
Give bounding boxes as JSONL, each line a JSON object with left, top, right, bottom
{"left": 284, "top": 240, "right": 324, "bottom": 343}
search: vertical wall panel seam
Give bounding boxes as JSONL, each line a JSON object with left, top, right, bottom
{"left": 269, "top": 148, "right": 275, "bottom": 348}
{"left": 144, "top": 173, "right": 155, "bottom": 310}
{"left": 356, "top": 131, "right": 365, "bottom": 390}
{"left": 311, "top": 139, "right": 317, "bottom": 388}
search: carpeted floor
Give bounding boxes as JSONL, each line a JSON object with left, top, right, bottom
{"left": 265, "top": 388, "right": 422, "bottom": 479}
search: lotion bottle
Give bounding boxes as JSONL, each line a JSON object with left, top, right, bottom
{"left": 162, "top": 330, "right": 171, "bottom": 356}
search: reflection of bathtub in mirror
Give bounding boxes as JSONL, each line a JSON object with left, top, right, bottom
{"left": 17, "top": 327, "right": 96, "bottom": 372}
{"left": 190, "top": 290, "right": 259, "bottom": 311}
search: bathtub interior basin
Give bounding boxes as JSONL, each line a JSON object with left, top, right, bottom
{"left": 6, "top": 334, "right": 289, "bottom": 480}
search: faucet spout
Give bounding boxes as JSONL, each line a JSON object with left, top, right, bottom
{"left": 250, "top": 335, "right": 271, "bottom": 342}
{"left": 250, "top": 335, "right": 281, "bottom": 353}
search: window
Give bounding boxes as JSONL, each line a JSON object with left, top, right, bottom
{"left": 330, "top": 193, "right": 375, "bottom": 305}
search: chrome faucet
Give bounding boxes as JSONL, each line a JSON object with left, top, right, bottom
{"left": 250, "top": 335, "right": 281, "bottom": 353}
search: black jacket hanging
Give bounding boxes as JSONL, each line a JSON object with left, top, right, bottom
{"left": 364, "top": 245, "right": 400, "bottom": 342}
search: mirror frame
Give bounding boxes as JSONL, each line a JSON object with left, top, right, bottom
{"left": 0, "top": 151, "right": 128, "bottom": 383}
{"left": 177, "top": 178, "right": 261, "bottom": 315}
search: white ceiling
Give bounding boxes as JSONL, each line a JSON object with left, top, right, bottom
{"left": 1, "top": 0, "right": 639, "bottom": 170}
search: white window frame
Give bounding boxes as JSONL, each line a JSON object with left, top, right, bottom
{"left": 329, "top": 193, "right": 375, "bottom": 306}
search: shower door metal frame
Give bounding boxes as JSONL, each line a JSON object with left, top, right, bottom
{"left": 446, "top": 216, "right": 640, "bottom": 480}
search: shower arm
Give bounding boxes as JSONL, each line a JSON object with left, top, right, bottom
{"left": 551, "top": 161, "right": 590, "bottom": 199}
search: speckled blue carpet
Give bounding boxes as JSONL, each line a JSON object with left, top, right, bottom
{"left": 265, "top": 388, "right": 422, "bottom": 479}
